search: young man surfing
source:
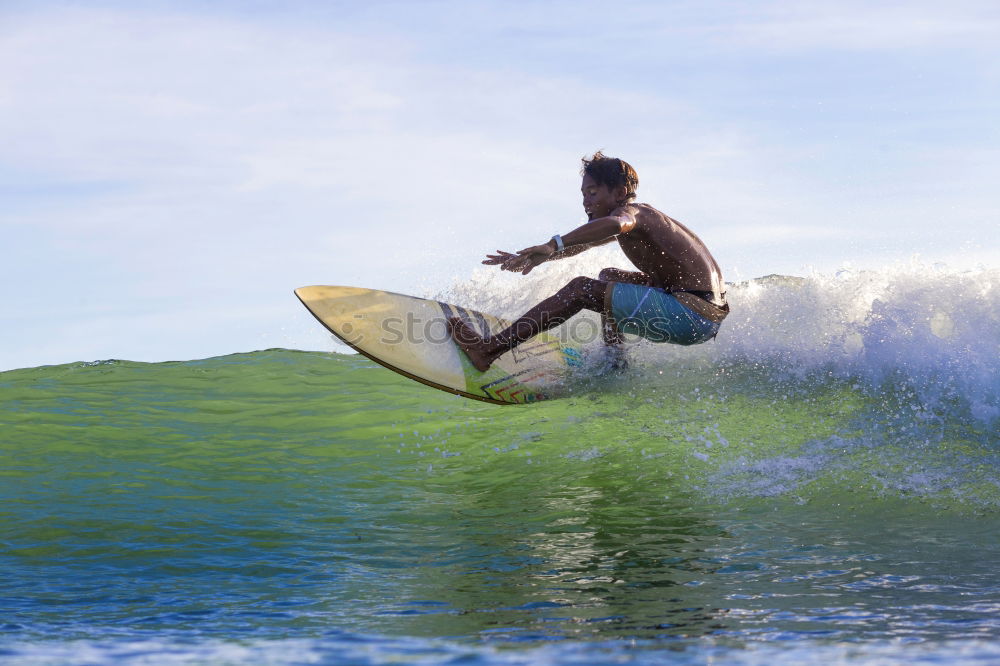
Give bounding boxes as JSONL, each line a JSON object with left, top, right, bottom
{"left": 449, "top": 152, "right": 728, "bottom": 372}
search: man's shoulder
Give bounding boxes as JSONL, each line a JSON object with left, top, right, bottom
{"left": 617, "top": 203, "right": 671, "bottom": 225}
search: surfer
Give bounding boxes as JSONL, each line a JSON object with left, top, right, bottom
{"left": 448, "top": 151, "right": 729, "bottom": 372}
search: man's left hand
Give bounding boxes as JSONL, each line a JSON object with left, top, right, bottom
{"left": 505, "top": 243, "right": 555, "bottom": 275}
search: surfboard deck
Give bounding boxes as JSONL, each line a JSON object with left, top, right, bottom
{"left": 294, "top": 286, "right": 582, "bottom": 405}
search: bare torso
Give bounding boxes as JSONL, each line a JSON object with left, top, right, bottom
{"left": 614, "top": 203, "right": 725, "bottom": 301}
{"left": 451, "top": 196, "right": 728, "bottom": 371}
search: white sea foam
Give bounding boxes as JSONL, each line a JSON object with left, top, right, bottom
{"left": 715, "top": 264, "right": 999, "bottom": 422}
{"left": 438, "top": 254, "right": 1000, "bottom": 424}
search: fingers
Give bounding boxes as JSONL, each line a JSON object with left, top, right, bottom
{"left": 511, "top": 250, "right": 546, "bottom": 273}
{"left": 482, "top": 248, "right": 543, "bottom": 273}
{"left": 502, "top": 254, "right": 529, "bottom": 271}
{"left": 504, "top": 260, "right": 527, "bottom": 272}
{"left": 483, "top": 250, "right": 514, "bottom": 265}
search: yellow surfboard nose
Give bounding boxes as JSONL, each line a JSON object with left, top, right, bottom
{"left": 294, "top": 285, "right": 575, "bottom": 404}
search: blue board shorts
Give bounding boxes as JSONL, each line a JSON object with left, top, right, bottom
{"left": 605, "top": 283, "right": 728, "bottom": 345}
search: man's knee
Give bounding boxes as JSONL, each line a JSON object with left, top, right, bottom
{"left": 598, "top": 268, "right": 618, "bottom": 282}
{"left": 561, "top": 276, "right": 603, "bottom": 309}
{"left": 565, "top": 275, "right": 594, "bottom": 292}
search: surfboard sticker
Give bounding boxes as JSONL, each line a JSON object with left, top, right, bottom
{"left": 294, "top": 285, "right": 581, "bottom": 405}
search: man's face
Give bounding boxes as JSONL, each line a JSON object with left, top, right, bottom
{"left": 581, "top": 174, "right": 620, "bottom": 220}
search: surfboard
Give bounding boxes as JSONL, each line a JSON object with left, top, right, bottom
{"left": 294, "top": 286, "right": 582, "bottom": 405}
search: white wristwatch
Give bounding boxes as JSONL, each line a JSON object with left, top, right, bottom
{"left": 550, "top": 234, "right": 565, "bottom": 252}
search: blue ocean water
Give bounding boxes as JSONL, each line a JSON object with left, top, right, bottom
{"left": 2, "top": 266, "right": 998, "bottom": 664}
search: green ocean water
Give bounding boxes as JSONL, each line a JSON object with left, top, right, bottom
{"left": 2, "top": 342, "right": 999, "bottom": 664}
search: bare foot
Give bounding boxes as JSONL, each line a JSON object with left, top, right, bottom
{"left": 591, "top": 344, "right": 629, "bottom": 375}
{"left": 606, "top": 345, "right": 629, "bottom": 372}
{"left": 447, "top": 317, "right": 496, "bottom": 372}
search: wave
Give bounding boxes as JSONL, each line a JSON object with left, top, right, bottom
{"left": 436, "top": 253, "right": 999, "bottom": 425}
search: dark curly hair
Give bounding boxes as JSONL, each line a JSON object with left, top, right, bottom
{"left": 581, "top": 151, "right": 638, "bottom": 202}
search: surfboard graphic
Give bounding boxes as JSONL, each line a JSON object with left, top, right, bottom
{"left": 294, "top": 286, "right": 581, "bottom": 405}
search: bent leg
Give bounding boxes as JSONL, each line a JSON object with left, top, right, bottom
{"left": 497, "top": 276, "right": 607, "bottom": 347}
{"left": 449, "top": 276, "right": 608, "bottom": 372}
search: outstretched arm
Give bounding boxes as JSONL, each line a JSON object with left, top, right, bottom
{"left": 483, "top": 237, "right": 610, "bottom": 267}
{"left": 485, "top": 212, "right": 636, "bottom": 275}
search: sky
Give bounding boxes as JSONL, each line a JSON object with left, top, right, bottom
{"left": 1, "top": 0, "right": 998, "bottom": 370}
